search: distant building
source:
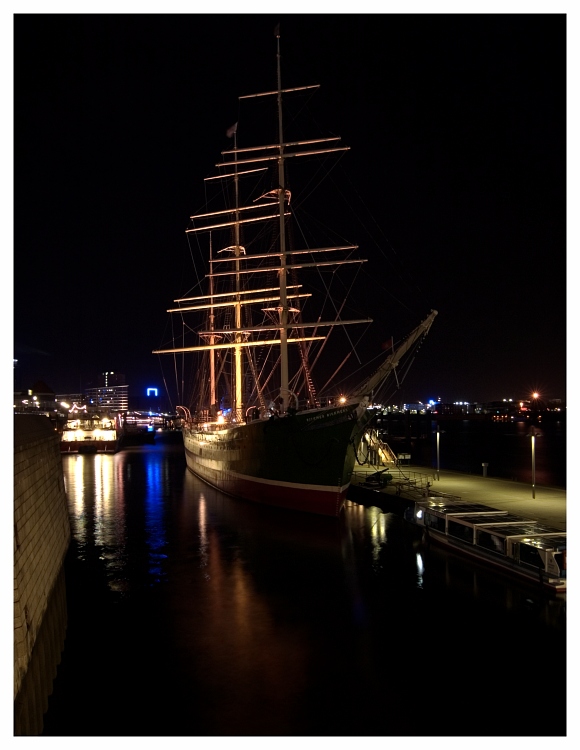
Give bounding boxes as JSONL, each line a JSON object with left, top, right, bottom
{"left": 85, "top": 372, "right": 129, "bottom": 412}
{"left": 480, "top": 400, "right": 518, "bottom": 416}
{"left": 431, "top": 401, "right": 472, "bottom": 415}
{"left": 97, "top": 371, "right": 126, "bottom": 388}
{"left": 14, "top": 380, "right": 57, "bottom": 415}
{"left": 403, "top": 402, "right": 429, "bottom": 414}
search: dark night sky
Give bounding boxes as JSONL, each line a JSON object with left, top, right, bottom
{"left": 12, "top": 12, "right": 567, "bottom": 406}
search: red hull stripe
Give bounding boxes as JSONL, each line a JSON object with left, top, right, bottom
{"left": 187, "top": 460, "right": 347, "bottom": 517}
{"left": 229, "top": 469, "right": 349, "bottom": 495}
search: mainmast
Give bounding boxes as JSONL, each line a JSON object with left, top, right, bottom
{"left": 275, "top": 25, "right": 290, "bottom": 413}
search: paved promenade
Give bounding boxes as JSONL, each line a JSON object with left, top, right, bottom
{"left": 351, "top": 464, "right": 567, "bottom": 532}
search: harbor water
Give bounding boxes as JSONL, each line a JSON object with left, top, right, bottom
{"left": 378, "top": 412, "right": 566, "bottom": 488}
{"left": 41, "top": 439, "right": 566, "bottom": 736}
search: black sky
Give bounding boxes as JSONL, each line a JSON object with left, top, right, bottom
{"left": 13, "top": 13, "right": 567, "bottom": 405}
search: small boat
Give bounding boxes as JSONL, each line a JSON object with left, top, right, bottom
{"left": 117, "top": 412, "right": 156, "bottom": 447}
{"left": 153, "top": 28, "right": 437, "bottom": 516}
{"left": 60, "top": 405, "right": 120, "bottom": 454}
{"left": 405, "top": 498, "right": 566, "bottom": 594}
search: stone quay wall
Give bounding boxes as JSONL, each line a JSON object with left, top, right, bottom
{"left": 14, "top": 414, "right": 71, "bottom": 735}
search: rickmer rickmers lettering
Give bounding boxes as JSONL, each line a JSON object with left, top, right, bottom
{"left": 153, "top": 28, "right": 437, "bottom": 516}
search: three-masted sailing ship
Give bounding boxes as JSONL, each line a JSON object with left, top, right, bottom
{"left": 154, "top": 30, "right": 437, "bottom": 516}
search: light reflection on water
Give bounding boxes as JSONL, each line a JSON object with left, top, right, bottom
{"left": 51, "top": 442, "right": 565, "bottom": 736}
{"left": 197, "top": 494, "right": 210, "bottom": 579}
{"left": 62, "top": 446, "right": 172, "bottom": 593}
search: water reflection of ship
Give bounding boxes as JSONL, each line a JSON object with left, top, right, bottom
{"left": 52, "top": 445, "right": 565, "bottom": 736}
{"left": 179, "top": 470, "right": 425, "bottom": 605}
{"left": 182, "top": 469, "right": 346, "bottom": 557}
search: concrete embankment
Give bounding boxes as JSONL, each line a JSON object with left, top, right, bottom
{"left": 14, "top": 415, "right": 71, "bottom": 735}
{"left": 348, "top": 464, "right": 566, "bottom": 531}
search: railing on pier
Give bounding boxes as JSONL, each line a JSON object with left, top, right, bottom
{"left": 391, "top": 468, "right": 461, "bottom": 501}
{"left": 352, "top": 464, "right": 462, "bottom": 503}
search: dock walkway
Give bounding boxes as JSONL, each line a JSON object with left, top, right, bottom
{"left": 350, "top": 465, "right": 566, "bottom": 532}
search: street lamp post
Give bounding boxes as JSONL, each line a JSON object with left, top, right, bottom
{"left": 436, "top": 425, "right": 440, "bottom": 481}
{"left": 531, "top": 432, "right": 536, "bottom": 499}
{"left": 527, "top": 425, "right": 543, "bottom": 499}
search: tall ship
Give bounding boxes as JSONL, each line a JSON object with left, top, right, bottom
{"left": 154, "top": 30, "right": 437, "bottom": 516}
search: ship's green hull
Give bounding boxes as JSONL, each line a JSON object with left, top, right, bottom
{"left": 183, "top": 403, "right": 373, "bottom": 516}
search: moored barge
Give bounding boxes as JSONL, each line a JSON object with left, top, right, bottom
{"left": 60, "top": 407, "right": 120, "bottom": 454}
{"left": 405, "top": 498, "right": 566, "bottom": 594}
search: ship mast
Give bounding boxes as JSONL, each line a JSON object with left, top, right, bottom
{"left": 350, "top": 309, "right": 439, "bottom": 402}
{"left": 232, "top": 130, "right": 243, "bottom": 419}
{"left": 275, "top": 26, "right": 290, "bottom": 413}
{"left": 154, "top": 30, "right": 359, "bottom": 420}
{"left": 209, "top": 234, "right": 216, "bottom": 410}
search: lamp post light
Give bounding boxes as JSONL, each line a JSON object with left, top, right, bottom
{"left": 531, "top": 433, "right": 536, "bottom": 498}
{"left": 527, "top": 425, "right": 543, "bottom": 498}
{"left": 435, "top": 426, "right": 445, "bottom": 480}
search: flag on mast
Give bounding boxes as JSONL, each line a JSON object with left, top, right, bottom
{"left": 226, "top": 122, "right": 238, "bottom": 138}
